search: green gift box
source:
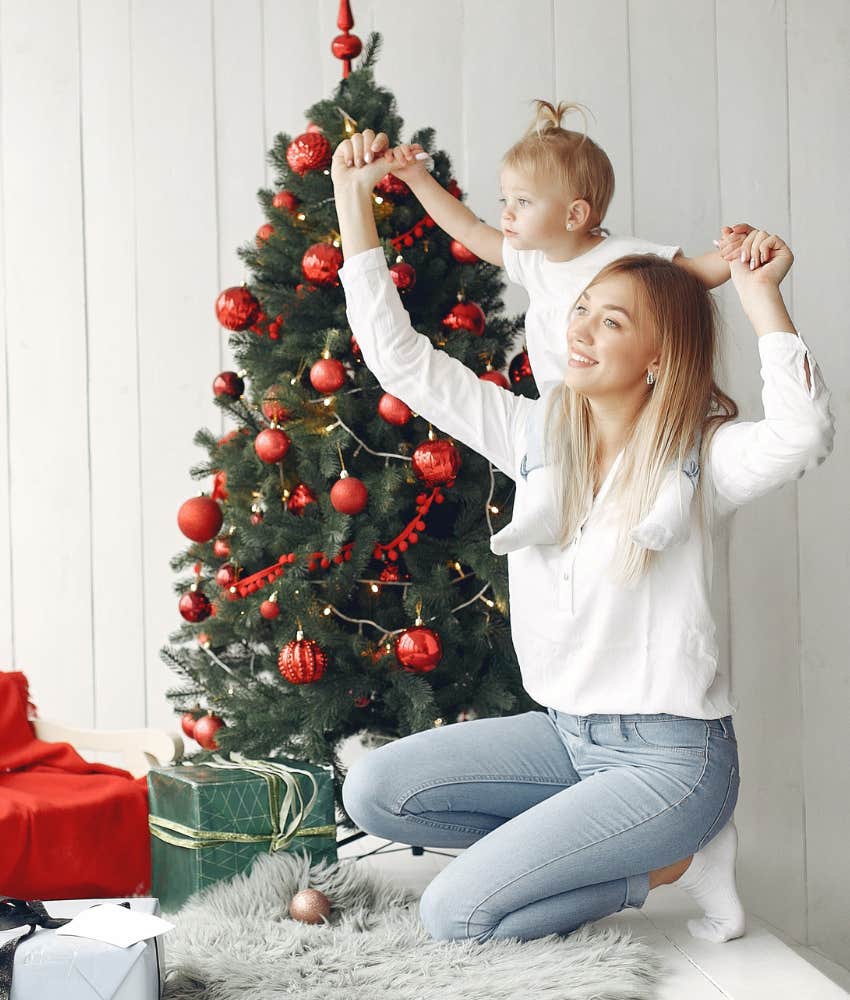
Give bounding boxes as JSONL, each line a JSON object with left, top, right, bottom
{"left": 147, "top": 754, "right": 337, "bottom": 913}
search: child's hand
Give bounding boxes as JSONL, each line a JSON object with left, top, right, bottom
{"left": 331, "top": 129, "right": 394, "bottom": 190}
{"left": 729, "top": 231, "right": 793, "bottom": 295}
{"left": 383, "top": 142, "right": 431, "bottom": 183}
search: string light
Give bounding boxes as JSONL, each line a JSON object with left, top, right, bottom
{"left": 323, "top": 606, "right": 332, "bottom": 616}
{"left": 488, "top": 505, "right": 500, "bottom": 514}
{"left": 370, "top": 584, "right": 379, "bottom": 593}
{"left": 374, "top": 195, "right": 384, "bottom": 205}
{"left": 297, "top": 213, "right": 306, "bottom": 221}
{"left": 323, "top": 397, "right": 333, "bottom": 406}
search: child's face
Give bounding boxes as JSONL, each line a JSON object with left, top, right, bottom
{"left": 564, "top": 274, "right": 659, "bottom": 400}
{"left": 499, "top": 167, "right": 570, "bottom": 251}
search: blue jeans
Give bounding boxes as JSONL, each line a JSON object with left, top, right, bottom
{"left": 342, "top": 708, "right": 740, "bottom": 942}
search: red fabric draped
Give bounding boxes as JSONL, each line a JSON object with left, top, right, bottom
{"left": 0, "top": 671, "right": 151, "bottom": 899}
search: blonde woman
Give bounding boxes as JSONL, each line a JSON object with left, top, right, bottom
{"left": 333, "top": 130, "right": 834, "bottom": 944}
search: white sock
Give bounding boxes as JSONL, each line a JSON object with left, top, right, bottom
{"left": 675, "top": 818, "right": 747, "bottom": 942}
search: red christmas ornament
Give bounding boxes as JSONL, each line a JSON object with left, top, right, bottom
{"left": 377, "top": 392, "right": 413, "bottom": 426}
{"left": 278, "top": 629, "right": 327, "bottom": 684}
{"left": 256, "top": 223, "right": 274, "bottom": 244}
{"left": 193, "top": 714, "right": 225, "bottom": 750}
{"left": 250, "top": 510, "right": 264, "bottom": 525}
{"left": 479, "top": 369, "right": 510, "bottom": 389}
{"left": 389, "top": 262, "right": 416, "bottom": 290}
{"left": 376, "top": 173, "right": 410, "bottom": 200}
{"left": 180, "top": 711, "right": 198, "bottom": 739}
{"left": 353, "top": 695, "right": 371, "bottom": 708}
{"left": 442, "top": 300, "right": 485, "bottom": 336}
{"left": 450, "top": 239, "right": 479, "bottom": 264}
{"left": 287, "top": 483, "right": 317, "bottom": 515}
{"left": 213, "top": 536, "right": 231, "bottom": 559}
{"left": 331, "top": 28, "right": 363, "bottom": 64}
{"left": 447, "top": 179, "right": 462, "bottom": 199}
{"left": 215, "top": 563, "right": 238, "bottom": 589}
{"left": 272, "top": 189, "right": 299, "bottom": 213}
{"left": 260, "top": 595, "right": 280, "bottom": 620}
{"left": 261, "top": 385, "right": 293, "bottom": 424}
{"left": 350, "top": 334, "right": 361, "bottom": 359}
{"left": 412, "top": 436, "right": 462, "bottom": 487}
{"left": 215, "top": 286, "right": 261, "bottom": 330}
{"left": 254, "top": 427, "right": 291, "bottom": 463}
{"left": 179, "top": 587, "right": 212, "bottom": 623}
{"left": 286, "top": 132, "right": 332, "bottom": 176}
{"left": 212, "top": 471, "right": 228, "bottom": 502}
{"left": 509, "top": 349, "right": 534, "bottom": 384}
{"left": 379, "top": 562, "right": 402, "bottom": 583}
{"left": 212, "top": 371, "right": 244, "bottom": 399}
{"left": 301, "top": 243, "right": 343, "bottom": 286}
{"left": 309, "top": 357, "right": 346, "bottom": 394}
{"left": 330, "top": 472, "right": 368, "bottom": 515}
{"left": 395, "top": 618, "right": 443, "bottom": 673}
{"left": 177, "top": 496, "right": 223, "bottom": 543}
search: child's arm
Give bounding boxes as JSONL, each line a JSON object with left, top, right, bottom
{"left": 376, "top": 141, "right": 504, "bottom": 268}
{"left": 673, "top": 224, "right": 754, "bottom": 289}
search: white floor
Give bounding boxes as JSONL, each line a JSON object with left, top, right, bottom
{"left": 337, "top": 831, "right": 850, "bottom": 999}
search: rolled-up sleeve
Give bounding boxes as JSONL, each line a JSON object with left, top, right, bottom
{"left": 339, "top": 247, "right": 531, "bottom": 480}
{"left": 707, "top": 331, "right": 835, "bottom": 513}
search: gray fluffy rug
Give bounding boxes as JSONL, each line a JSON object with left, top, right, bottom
{"left": 163, "top": 851, "right": 666, "bottom": 1000}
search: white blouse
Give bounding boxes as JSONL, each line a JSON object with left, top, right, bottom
{"left": 339, "top": 247, "right": 835, "bottom": 720}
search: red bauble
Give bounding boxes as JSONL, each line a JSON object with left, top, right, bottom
{"left": 215, "top": 286, "right": 261, "bottom": 330}
{"left": 260, "top": 597, "right": 280, "bottom": 620}
{"left": 509, "top": 349, "right": 534, "bottom": 384}
{"left": 377, "top": 392, "right": 413, "bottom": 426}
{"left": 442, "top": 300, "right": 485, "bottom": 336}
{"left": 215, "top": 563, "right": 238, "bottom": 589}
{"left": 450, "top": 239, "right": 479, "bottom": 264}
{"left": 330, "top": 474, "right": 368, "bottom": 515}
{"left": 193, "top": 714, "right": 224, "bottom": 750}
{"left": 412, "top": 438, "right": 462, "bottom": 487}
{"left": 447, "top": 179, "right": 462, "bottom": 199}
{"left": 177, "top": 496, "right": 223, "bottom": 543}
{"left": 212, "top": 471, "right": 228, "bottom": 502}
{"left": 289, "top": 887, "right": 332, "bottom": 924}
{"left": 180, "top": 711, "right": 198, "bottom": 738}
{"left": 331, "top": 30, "right": 363, "bottom": 62}
{"left": 212, "top": 371, "right": 244, "bottom": 399}
{"left": 212, "top": 536, "right": 231, "bottom": 559}
{"left": 286, "top": 132, "right": 332, "bottom": 175}
{"left": 256, "top": 223, "right": 274, "bottom": 244}
{"left": 350, "top": 335, "right": 361, "bottom": 359}
{"left": 272, "top": 190, "right": 299, "bottom": 213}
{"left": 376, "top": 173, "right": 410, "bottom": 200}
{"left": 261, "top": 385, "right": 293, "bottom": 424}
{"left": 389, "top": 262, "right": 416, "bottom": 290}
{"left": 353, "top": 696, "right": 371, "bottom": 708}
{"left": 309, "top": 357, "right": 346, "bottom": 394}
{"left": 179, "top": 588, "right": 212, "bottom": 623}
{"left": 287, "top": 482, "right": 317, "bottom": 515}
{"left": 278, "top": 632, "right": 328, "bottom": 684}
{"left": 301, "top": 243, "right": 343, "bottom": 286}
{"left": 395, "top": 625, "right": 443, "bottom": 672}
{"left": 479, "top": 369, "right": 510, "bottom": 389}
{"left": 254, "top": 427, "right": 291, "bottom": 463}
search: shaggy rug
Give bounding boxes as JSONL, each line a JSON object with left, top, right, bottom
{"left": 162, "top": 851, "right": 666, "bottom": 1000}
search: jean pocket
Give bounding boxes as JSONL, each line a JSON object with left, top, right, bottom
{"left": 632, "top": 718, "right": 708, "bottom": 755}
{"left": 707, "top": 717, "right": 738, "bottom": 744}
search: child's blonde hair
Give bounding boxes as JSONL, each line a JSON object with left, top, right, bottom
{"left": 502, "top": 100, "right": 615, "bottom": 228}
{"left": 546, "top": 254, "right": 739, "bottom": 586}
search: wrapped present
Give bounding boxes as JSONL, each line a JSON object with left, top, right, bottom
{"left": 0, "top": 897, "right": 165, "bottom": 1000}
{"left": 147, "top": 753, "right": 337, "bottom": 913}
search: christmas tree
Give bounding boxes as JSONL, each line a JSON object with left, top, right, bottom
{"left": 161, "top": 32, "right": 539, "bottom": 821}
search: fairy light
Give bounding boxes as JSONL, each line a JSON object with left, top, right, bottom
{"left": 297, "top": 213, "right": 306, "bottom": 221}
{"left": 323, "top": 397, "right": 333, "bottom": 406}
{"left": 323, "top": 606, "right": 332, "bottom": 616}
{"left": 370, "top": 584, "right": 379, "bottom": 594}
{"left": 374, "top": 195, "right": 384, "bottom": 205}
{"left": 488, "top": 505, "right": 500, "bottom": 514}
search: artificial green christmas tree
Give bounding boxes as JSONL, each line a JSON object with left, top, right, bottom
{"left": 161, "top": 33, "right": 540, "bottom": 822}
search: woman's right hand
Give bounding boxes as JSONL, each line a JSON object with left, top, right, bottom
{"left": 726, "top": 230, "right": 794, "bottom": 296}
{"left": 331, "top": 129, "right": 394, "bottom": 191}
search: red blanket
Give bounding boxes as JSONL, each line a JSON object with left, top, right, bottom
{"left": 0, "top": 671, "right": 151, "bottom": 898}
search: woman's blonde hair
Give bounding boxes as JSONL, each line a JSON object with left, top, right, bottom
{"left": 502, "top": 100, "right": 615, "bottom": 228}
{"left": 546, "top": 254, "right": 739, "bottom": 586}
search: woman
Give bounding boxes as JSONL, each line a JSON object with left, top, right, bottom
{"left": 332, "top": 131, "right": 834, "bottom": 945}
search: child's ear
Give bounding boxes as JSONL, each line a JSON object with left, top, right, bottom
{"left": 566, "top": 199, "right": 593, "bottom": 231}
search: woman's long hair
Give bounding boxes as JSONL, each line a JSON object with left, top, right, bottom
{"left": 547, "top": 254, "right": 739, "bottom": 586}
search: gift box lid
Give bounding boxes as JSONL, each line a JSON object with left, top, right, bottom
{"left": 1, "top": 897, "right": 164, "bottom": 1000}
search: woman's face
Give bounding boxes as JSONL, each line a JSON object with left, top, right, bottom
{"left": 564, "top": 273, "right": 660, "bottom": 399}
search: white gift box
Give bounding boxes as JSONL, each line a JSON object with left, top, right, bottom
{"left": 0, "top": 897, "right": 165, "bottom": 1000}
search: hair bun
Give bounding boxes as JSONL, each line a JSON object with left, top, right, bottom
{"left": 527, "top": 99, "right": 590, "bottom": 138}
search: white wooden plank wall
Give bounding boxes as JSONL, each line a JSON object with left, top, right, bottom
{"left": 0, "top": 0, "right": 847, "bottom": 971}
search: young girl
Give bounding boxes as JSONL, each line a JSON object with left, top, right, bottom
{"left": 370, "top": 101, "right": 755, "bottom": 555}
{"left": 331, "top": 130, "right": 834, "bottom": 945}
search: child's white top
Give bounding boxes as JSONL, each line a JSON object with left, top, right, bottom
{"left": 502, "top": 234, "right": 680, "bottom": 390}
{"left": 340, "top": 247, "right": 834, "bottom": 720}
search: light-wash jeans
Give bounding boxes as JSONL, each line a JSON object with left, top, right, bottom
{"left": 342, "top": 708, "right": 740, "bottom": 942}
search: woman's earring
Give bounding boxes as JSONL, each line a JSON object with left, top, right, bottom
{"left": 646, "top": 370, "right": 656, "bottom": 386}
{"left": 567, "top": 223, "right": 573, "bottom": 231}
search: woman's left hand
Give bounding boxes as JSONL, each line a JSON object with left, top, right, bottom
{"left": 331, "top": 129, "right": 394, "bottom": 191}
{"left": 728, "top": 230, "right": 793, "bottom": 294}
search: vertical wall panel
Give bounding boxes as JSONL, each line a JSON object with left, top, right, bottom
{"left": 788, "top": 0, "right": 850, "bottom": 965}
{"left": 79, "top": 0, "right": 147, "bottom": 730}
{"left": 0, "top": 0, "right": 94, "bottom": 723}
{"left": 131, "top": 0, "right": 221, "bottom": 731}
{"left": 0, "top": 6, "right": 13, "bottom": 670}
{"left": 716, "top": 0, "right": 807, "bottom": 945}
{"left": 554, "top": 0, "right": 633, "bottom": 235}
